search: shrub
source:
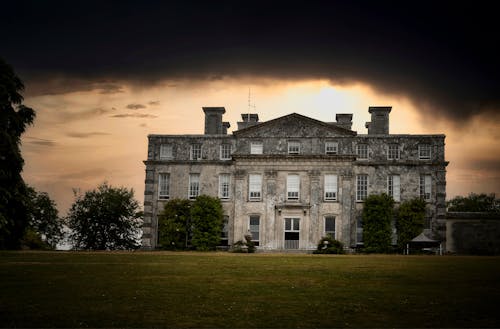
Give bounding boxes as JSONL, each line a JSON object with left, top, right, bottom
{"left": 314, "top": 236, "right": 345, "bottom": 254}
{"left": 362, "top": 193, "right": 394, "bottom": 253}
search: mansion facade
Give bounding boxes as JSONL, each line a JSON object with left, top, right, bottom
{"left": 142, "top": 106, "right": 448, "bottom": 251}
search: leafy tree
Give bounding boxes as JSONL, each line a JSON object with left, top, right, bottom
{"left": 362, "top": 193, "right": 394, "bottom": 253}
{"left": 158, "top": 198, "right": 191, "bottom": 250}
{"left": 447, "top": 193, "right": 499, "bottom": 213}
{"left": 395, "top": 198, "right": 426, "bottom": 252}
{"left": 190, "top": 195, "right": 223, "bottom": 251}
{"left": 313, "top": 236, "right": 345, "bottom": 254}
{"left": 23, "top": 186, "right": 64, "bottom": 249}
{"left": 0, "top": 58, "right": 36, "bottom": 249}
{"left": 67, "top": 183, "right": 142, "bottom": 250}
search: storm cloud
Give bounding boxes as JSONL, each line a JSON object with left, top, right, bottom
{"left": 2, "top": 1, "right": 499, "bottom": 123}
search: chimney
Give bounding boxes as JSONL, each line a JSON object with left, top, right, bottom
{"left": 202, "top": 107, "right": 226, "bottom": 135}
{"left": 222, "top": 122, "right": 231, "bottom": 135}
{"left": 237, "top": 113, "right": 259, "bottom": 130}
{"left": 366, "top": 106, "right": 391, "bottom": 135}
{"left": 335, "top": 113, "right": 353, "bottom": 130}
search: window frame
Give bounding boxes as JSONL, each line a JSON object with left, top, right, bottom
{"left": 286, "top": 174, "right": 300, "bottom": 200}
{"left": 387, "top": 174, "right": 401, "bottom": 202}
{"left": 220, "top": 144, "right": 231, "bottom": 160}
{"left": 418, "top": 144, "right": 431, "bottom": 160}
{"left": 249, "top": 215, "right": 260, "bottom": 246}
{"left": 159, "top": 144, "right": 173, "bottom": 160}
{"left": 188, "top": 173, "right": 200, "bottom": 199}
{"left": 356, "top": 174, "right": 368, "bottom": 202}
{"left": 325, "top": 141, "right": 338, "bottom": 155}
{"left": 248, "top": 174, "right": 262, "bottom": 201}
{"left": 324, "top": 174, "right": 338, "bottom": 201}
{"left": 324, "top": 216, "right": 336, "bottom": 238}
{"left": 158, "top": 173, "right": 170, "bottom": 200}
{"left": 287, "top": 141, "right": 301, "bottom": 155}
{"left": 387, "top": 144, "right": 400, "bottom": 160}
{"left": 190, "top": 144, "right": 202, "bottom": 160}
{"left": 218, "top": 174, "right": 231, "bottom": 199}
{"left": 250, "top": 142, "right": 263, "bottom": 155}
{"left": 357, "top": 143, "right": 368, "bottom": 160}
{"left": 420, "top": 174, "right": 432, "bottom": 201}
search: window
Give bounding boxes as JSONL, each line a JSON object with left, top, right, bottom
{"left": 159, "top": 144, "right": 173, "bottom": 160}
{"left": 387, "top": 144, "right": 400, "bottom": 160}
{"left": 288, "top": 141, "right": 300, "bottom": 154}
{"left": 357, "top": 143, "right": 368, "bottom": 159}
{"left": 420, "top": 175, "right": 431, "bottom": 201}
{"left": 287, "top": 174, "right": 300, "bottom": 200}
{"left": 356, "top": 217, "right": 363, "bottom": 245}
{"left": 249, "top": 215, "right": 260, "bottom": 246}
{"left": 219, "top": 174, "right": 230, "bottom": 199}
{"left": 325, "top": 216, "right": 336, "bottom": 238}
{"left": 190, "top": 144, "right": 202, "bottom": 160}
{"left": 285, "top": 218, "right": 300, "bottom": 231}
{"left": 220, "top": 144, "right": 231, "bottom": 160}
{"left": 419, "top": 144, "right": 431, "bottom": 160}
{"left": 324, "top": 174, "right": 338, "bottom": 201}
{"left": 188, "top": 174, "right": 200, "bottom": 199}
{"left": 284, "top": 218, "right": 300, "bottom": 249}
{"left": 249, "top": 174, "right": 262, "bottom": 200}
{"left": 387, "top": 175, "right": 400, "bottom": 202}
{"left": 221, "top": 215, "right": 229, "bottom": 241}
{"left": 356, "top": 174, "right": 368, "bottom": 201}
{"left": 158, "top": 173, "right": 170, "bottom": 199}
{"left": 250, "top": 142, "right": 263, "bottom": 154}
{"left": 325, "top": 142, "right": 338, "bottom": 155}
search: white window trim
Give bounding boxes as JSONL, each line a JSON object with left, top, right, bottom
{"left": 219, "top": 174, "right": 231, "bottom": 199}
{"left": 190, "top": 144, "right": 202, "bottom": 160}
{"left": 249, "top": 174, "right": 262, "bottom": 201}
{"left": 188, "top": 174, "right": 200, "bottom": 199}
{"left": 250, "top": 142, "right": 263, "bottom": 155}
{"left": 387, "top": 175, "right": 401, "bottom": 202}
{"left": 356, "top": 174, "right": 368, "bottom": 202}
{"left": 249, "top": 215, "right": 260, "bottom": 243}
{"left": 420, "top": 175, "right": 432, "bottom": 201}
{"left": 159, "top": 144, "right": 173, "bottom": 160}
{"left": 288, "top": 141, "right": 301, "bottom": 155}
{"left": 357, "top": 143, "right": 368, "bottom": 160}
{"left": 220, "top": 144, "right": 231, "bottom": 160}
{"left": 324, "top": 216, "right": 336, "bottom": 239}
{"left": 387, "top": 144, "right": 400, "bottom": 160}
{"left": 158, "top": 173, "right": 170, "bottom": 200}
{"left": 419, "top": 144, "right": 431, "bottom": 160}
{"left": 287, "top": 174, "right": 300, "bottom": 200}
{"left": 324, "top": 174, "right": 338, "bottom": 201}
{"left": 325, "top": 142, "right": 338, "bottom": 155}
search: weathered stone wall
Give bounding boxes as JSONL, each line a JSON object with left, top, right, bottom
{"left": 446, "top": 212, "right": 500, "bottom": 255}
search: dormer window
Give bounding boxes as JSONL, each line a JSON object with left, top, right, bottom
{"left": 288, "top": 141, "right": 300, "bottom": 155}
{"left": 325, "top": 142, "right": 338, "bottom": 155}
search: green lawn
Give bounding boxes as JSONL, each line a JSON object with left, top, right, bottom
{"left": 1, "top": 251, "right": 499, "bottom": 328}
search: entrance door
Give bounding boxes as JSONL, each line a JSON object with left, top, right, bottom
{"left": 284, "top": 218, "right": 300, "bottom": 249}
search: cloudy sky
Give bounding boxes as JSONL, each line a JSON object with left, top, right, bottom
{"left": 2, "top": 1, "right": 499, "bottom": 213}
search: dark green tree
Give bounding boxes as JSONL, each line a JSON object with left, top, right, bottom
{"left": 190, "top": 195, "right": 223, "bottom": 251}
{"left": 0, "top": 58, "right": 36, "bottom": 249}
{"left": 395, "top": 198, "right": 426, "bottom": 252}
{"left": 67, "top": 183, "right": 142, "bottom": 250}
{"left": 447, "top": 193, "right": 499, "bottom": 213}
{"left": 158, "top": 198, "right": 191, "bottom": 250}
{"left": 362, "top": 193, "right": 394, "bottom": 253}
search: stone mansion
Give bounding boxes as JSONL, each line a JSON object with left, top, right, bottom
{"left": 141, "top": 106, "right": 447, "bottom": 251}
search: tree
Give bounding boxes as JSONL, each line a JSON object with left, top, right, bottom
{"left": 395, "top": 198, "right": 426, "bottom": 252}
{"left": 190, "top": 195, "right": 223, "bottom": 251}
{"left": 67, "top": 183, "right": 142, "bottom": 250}
{"left": 158, "top": 198, "right": 191, "bottom": 250}
{"left": 447, "top": 193, "right": 499, "bottom": 213}
{"left": 362, "top": 193, "right": 394, "bottom": 253}
{"left": 22, "top": 186, "right": 64, "bottom": 249}
{"left": 0, "top": 58, "right": 36, "bottom": 249}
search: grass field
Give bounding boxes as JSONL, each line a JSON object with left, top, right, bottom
{"left": 1, "top": 251, "right": 499, "bottom": 328}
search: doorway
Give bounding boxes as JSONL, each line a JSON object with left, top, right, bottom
{"left": 284, "top": 218, "right": 300, "bottom": 249}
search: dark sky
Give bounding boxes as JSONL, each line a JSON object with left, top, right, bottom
{"left": 2, "top": 0, "right": 499, "bottom": 122}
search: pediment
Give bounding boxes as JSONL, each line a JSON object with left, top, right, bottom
{"left": 233, "top": 113, "right": 356, "bottom": 138}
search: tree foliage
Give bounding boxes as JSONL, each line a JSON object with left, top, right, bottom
{"left": 362, "top": 193, "right": 394, "bottom": 253}
{"left": 23, "top": 186, "right": 64, "bottom": 249}
{"left": 158, "top": 198, "right": 191, "bottom": 250}
{"left": 67, "top": 183, "right": 142, "bottom": 250}
{"left": 313, "top": 236, "right": 345, "bottom": 254}
{"left": 159, "top": 195, "right": 223, "bottom": 251}
{"left": 447, "top": 193, "right": 499, "bottom": 213}
{"left": 190, "top": 195, "right": 223, "bottom": 251}
{"left": 395, "top": 198, "right": 426, "bottom": 251}
{"left": 0, "top": 58, "right": 36, "bottom": 249}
